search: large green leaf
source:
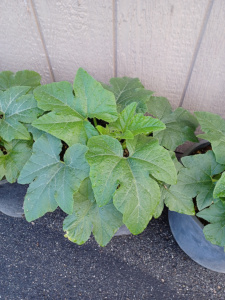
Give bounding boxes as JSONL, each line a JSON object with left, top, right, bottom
{"left": 164, "top": 184, "right": 195, "bottom": 215}
{"left": 0, "top": 70, "right": 41, "bottom": 91}
{"left": 86, "top": 135, "right": 177, "bottom": 234}
{"left": 33, "top": 68, "right": 118, "bottom": 145}
{"left": 18, "top": 134, "right": 90, "bottom": 221}
{"left": 102, "top": 77, "right": 153, "bottom": 113}
{"left": 33, "top": 111, "right": 98, "bottom": 146}
{"left": 0, "top": 139, "right": 32, "bottom": 183}
{"left": 99, "top": 102, "right": 165, "bottom": 140}
{"left": 195, "top": 111, "right": 225, "bottom": 164}
{"left": 73, "top": 69, "right": 118, "bottom": 121}
{"left": 168, "top": 151, "right": 225, "bottom": 212}
{"left": 63, "top": 178, "right": 123, "bottom": 246}
{"left": 147, "top": 97, "right": 198, "bottom": 150}
{"left": 197, "top": 200, "right": 225, "bottom": 248}
{"left": 214, "top": 172, "right": 225, "bottom": 198}
{"left": 0, "top": 86, "right": 42, "bottom": 141}
{"left": 154, "top": 152, "right": 185, "bottom": 218}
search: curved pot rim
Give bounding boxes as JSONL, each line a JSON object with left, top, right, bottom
{"left": 168, "top": 210, "right": 225, "bottom": 273}
{"left": 181, "top": 139, "right": 210, "bottom": 158}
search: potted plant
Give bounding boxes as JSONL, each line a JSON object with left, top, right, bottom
{"left": 0, "top": 68, "right": 199, "bottom": 246}
{"left": 168, "top": 111, "right": 225, "bottom": 273}
{"left": 0, "top": 70, "right": 42, "bottom": 217}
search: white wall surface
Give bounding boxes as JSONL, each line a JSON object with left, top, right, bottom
{"left": 0, "top": 0, "right": 224, "bottom": 116}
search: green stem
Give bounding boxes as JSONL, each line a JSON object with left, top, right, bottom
{"left": 122, "top": 141, "right": 127, "bottom": 150}
{"left": 212, "top": 174, "right": 222, "bottom": 183}
{"left": 93, "top": 117, "right": 98, "bottom": 127}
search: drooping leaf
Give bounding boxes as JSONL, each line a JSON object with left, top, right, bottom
{"left": 153, "top": 185, "right": 166, "bottom": 219}
{"left": 195, "top": 111, "right": 225, "bottom": 164}
{"left": 0, "top": 148, "right": 6, "bottom": 180}
{"left": 168, "top": 151, "right": 225, "bottom": 212}
{"left": 0, "top": 139, "right": 33, "bottom": 183}
{"left": 18, "top": 134, "right": 90, "bottom": 221}
{"left": 154, "top": 152, "right": 184, "bottom": 218}
{"left": 164, "top": 184, "right": 195, "bottom": 215}
{"left": 86, "top": 135, "right": 177, "bottom": 234}
{"left": 63, "top": 178, "right": 123, "bottom": 246}
{"left": 214, "top": 172, "right": 225, "bottom": 198}
{"left": 33, "top": 68, "right": 118, "bottom": 145}
{"left": 0, "top": 70, "right": 41, "bottom": 91}
{"left": 169, "top": 151, "right": 183, "bottom": 173}
{"left": 197, "top": 200, "right": 225, "bottom": 247}
{"left": 147, "top": 97, "right": 198, "bottom": 150}
{"left": 0, "top": 86, "right": 42, "bottom": 141}
{"left": 102, "top": 77, "right": 153, "bottom": 113}
{"left": 106, "top": 102, "right": 165, "bottom": 140}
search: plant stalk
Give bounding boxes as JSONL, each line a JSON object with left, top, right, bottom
{"left": 122, "top": 141, "right": 127, "bottom": 150}
{"left": 93, "top": 117, "right": 98, "bottom": 127}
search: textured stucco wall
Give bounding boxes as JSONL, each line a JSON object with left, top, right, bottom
{"left": 0, "top": 0, "right": 224, "bottom": 116}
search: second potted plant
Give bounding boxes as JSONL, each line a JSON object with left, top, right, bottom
{"left": 168, "top": 111, "right": 225, "bottom": 273}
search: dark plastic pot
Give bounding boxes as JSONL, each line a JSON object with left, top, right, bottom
{"left": 0, "top": 180, "right": 28, "bottom": 217}
{"left": 168, "top": 140, "right": 225, "bottom": 273}
{"left": 114, "top": 224, "right": 131, "bottom": 236}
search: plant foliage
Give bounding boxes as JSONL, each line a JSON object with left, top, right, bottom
{"left": 0, "top": 70, "right": 41, "bottom": 91}
{"left": 147, "top": 97, "right": 198, "bottom": 150}
{"left": 195, "top": 111, "right": 225, "bottom": 164}
{"left": 102, "top": 77, "right": 153, "bottom": 113}
{"left": 1, "top": 68, "right": 200, "bottom": 246}
{"left": 171, "top": 111, "right": 225, "bottom": 249}
{"left": 0, "top": 70, "right": 42, "bottom": 183}
{"left": 32, "top": 68, "right": 117, "bottom": 146}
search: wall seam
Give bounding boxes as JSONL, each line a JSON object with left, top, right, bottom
{"left": 113, "top": 0, "right": 118, "bottom": 77}
{"left": 30, "top": 0, "right": 55, "bottom": 82}
{"left": 179, "top": 0, "right": 214, "bottom": 107}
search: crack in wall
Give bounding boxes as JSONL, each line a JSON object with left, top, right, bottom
{"left": 113, "top": 0, "right": 118, "bottom": 78}
{"left": 179, "top": 0, "right": 214, "bottom": 107}
{"left": 29, "top": 0, "right": 55, "bottom": 82}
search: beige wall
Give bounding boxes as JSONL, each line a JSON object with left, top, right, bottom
{"left": 0, "top": 0, "right": 224, "bottom": 116}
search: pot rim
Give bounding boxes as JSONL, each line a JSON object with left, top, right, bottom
{"left": 0, "top": 179, "right": 8, "bottom": 185}
{"left": 181, "top": 139, "right": 210, "bottom": 158}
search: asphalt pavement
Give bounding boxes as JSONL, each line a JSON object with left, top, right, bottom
{"left": 1, "top": 206, "right": 225, "bottom": 300}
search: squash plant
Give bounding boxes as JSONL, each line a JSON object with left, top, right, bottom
{"left": 168, "top": 111, "right": 225, "bottom": 249}
{"left": 0, "top": 68, "right": 199, "bottom": 246}
{"left": 0, "top": 70, "right": 42, "bottom": 183}
{"left": 15, "top": 68, "right": 201, "bottom": 246}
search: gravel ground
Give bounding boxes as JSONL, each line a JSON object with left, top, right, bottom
{"left": 0, "top": 207, "right": 225, "bottom": 300}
